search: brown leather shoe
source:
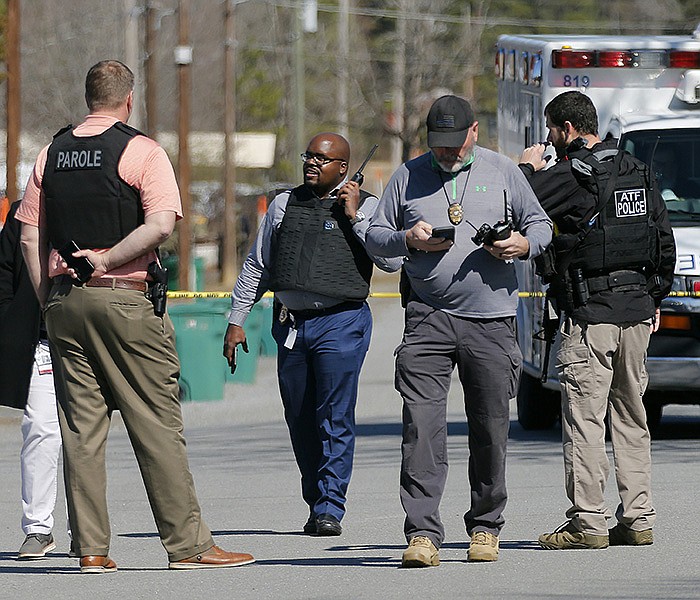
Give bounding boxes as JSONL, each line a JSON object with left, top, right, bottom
{"left": 80, "top": 555, "right": 117, "bottom": 574}
{"left": 169, "top": 545, "right": 255, "bottom": 570}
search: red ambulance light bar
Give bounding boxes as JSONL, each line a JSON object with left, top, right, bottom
{"left": 669, "top": 50, "right": 700, "bottom": 68}
{"left": 552, "top": 49, "right": 594, "bottom": 68}
{"left": 552, "top": 48, "right": 700, "bottom": 69}
{"left": 597, "top": 51, "right": 632, "bottom": 68}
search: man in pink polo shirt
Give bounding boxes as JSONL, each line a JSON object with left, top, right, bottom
{"left": 17, "top": 60, "right": 253, "bottom": 573}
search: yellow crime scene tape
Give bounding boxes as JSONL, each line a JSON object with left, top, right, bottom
{"left": 165, "top": 291, "right": 405, "bottom": 299}
{"left": 166, "top": 290, "right": 700, "bottom": 299}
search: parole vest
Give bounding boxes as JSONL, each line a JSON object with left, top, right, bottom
{"left": 42, "top": 122, "right": 143, "bottom": 249}
{"left": 269, "top": 185, "right": 373, "bottom": 301}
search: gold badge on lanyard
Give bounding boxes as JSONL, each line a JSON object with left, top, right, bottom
{"left": 448, "top": 203, "right": 464, "bottom": 225}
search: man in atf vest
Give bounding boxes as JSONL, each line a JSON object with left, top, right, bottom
{"left": 18, "top": 59, "right": 253, "bottom": 573}
{"left": 224, "top": 133, "right": 402, "bottom": 536}
{"left": 519, "top": 91, "right": 675, "bottom": 551}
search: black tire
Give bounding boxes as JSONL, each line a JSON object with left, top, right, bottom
{"left": 642, "top": 392, "right": 664, "bottom": 434}
{"left": 517, "top": 372, "right": 561, "bottom": 430}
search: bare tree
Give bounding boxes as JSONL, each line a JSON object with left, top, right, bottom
{"left": 20, "top": 2, "right": 124, "bottom": 132}
{"left": 368, "top": 0, "right": 492, "bottom": 160}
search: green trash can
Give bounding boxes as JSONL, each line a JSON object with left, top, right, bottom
{"left": 169, "top": 299, "right": 231, "bottom": 401}
{"left": 163, "top": 254, "right": 179, "bottom": 291}
{"left": 162, "top": 255, "right": 205, "bottom": 291}
{"left": 225, "top": 301, "right": 264, "bottom": 384}
{"left": 259, "top": 297, "right": 277, "bottom": 357}
{"left": 193, "top": 256, "right": 205, "bottom": 291}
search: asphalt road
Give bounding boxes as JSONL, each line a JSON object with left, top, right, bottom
{"left": 0, "top": 292, "right": 699, "bottom": 600}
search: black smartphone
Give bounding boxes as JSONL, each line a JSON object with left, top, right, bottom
{"left": 430, "top": 226, "right": 455, "bottom": 242}
{"left": 57, "top": 240, "right": 95, "bottom": 284}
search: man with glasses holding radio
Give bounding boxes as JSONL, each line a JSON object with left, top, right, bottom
{"left": 224, "top": 133, "right": 401, "bottom": 536}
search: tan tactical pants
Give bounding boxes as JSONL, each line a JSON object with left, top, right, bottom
{"left": 46, "top": 280, "right": 214, "bottom": 561}
{"left": 555, "top": 318, "right": 656, "bottom": 536}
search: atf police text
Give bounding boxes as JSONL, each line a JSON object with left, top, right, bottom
{"left": 615, "top": 188, "right": 647, "bottom": 218}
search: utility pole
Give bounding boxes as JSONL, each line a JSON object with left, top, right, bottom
{"left": 294, "top": 4, "right": 305, "bottom": 182}
{"left": 338, "top": 0, "right": 349, "bottom": 139}
{"left": 221, "top": 0, "right": 238, "bottom": 288}
{"left": 294, "top": 1, "right": 317, "bottom": 180}
{"left": 144, "top": 1, "right": 157, "bottom": 137}
{"left": 391, "top": 0, "right": 407, "bottom": 166}
{"left": 5, "top": 0, "right": 20, "bottom": 203}
{"left": 462, "top": 5, "right": 474, "bottom": 101}
{"left": 124, "top": 0, "right": 143, "bottom": 129}
{"left": 176, "top": 0, "right": 192, "bottom": 290}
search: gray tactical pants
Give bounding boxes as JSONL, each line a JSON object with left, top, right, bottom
{"left": 556, "top": 318, "right": 656, "bottom": 536}
{"left": 396, "top": 299, "right": 521, "bottom": 548}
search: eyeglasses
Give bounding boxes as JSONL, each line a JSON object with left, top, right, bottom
{"left": 300, "top": 152, "right": 344, "bottom": 166}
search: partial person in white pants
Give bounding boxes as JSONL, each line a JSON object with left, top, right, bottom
{"left": 0, "top": 201, "right": 67, "bottom": 559}
{"left": 19, "top": 340, "right": 63, "bottom": 555}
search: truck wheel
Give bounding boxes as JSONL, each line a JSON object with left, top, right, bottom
{"left": 517, "top": 372, "right": 561, "bottom": 430}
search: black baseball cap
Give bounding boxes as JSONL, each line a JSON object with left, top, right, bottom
{"left": 426, "top": 95, "right": 475, "bottom": 148}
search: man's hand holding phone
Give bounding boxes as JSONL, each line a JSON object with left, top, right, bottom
{"left": 405, "top": 222, "right": 454, "bottom": 252}
{"left": 58, "top": 241, "right": 95, "bottom": 285}
{"left": 430, "top": 226, "right": 455, "bottom": 242}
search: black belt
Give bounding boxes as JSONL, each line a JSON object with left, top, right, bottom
{"left": 586, "top": 271, "right": 647, "bottom": 294}
{"left": 290, "top": 301, "right": 364, "bottom": 320}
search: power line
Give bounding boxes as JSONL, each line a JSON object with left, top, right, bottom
{"left": 267, "top": 1, "right": 695, "bottom": 33}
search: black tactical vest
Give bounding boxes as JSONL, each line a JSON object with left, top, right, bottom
{"left": 42, "top": 122, "right": 143, "bottom": 249}
{"left": 567, "top": 147, "right": 658, "bottom": 274}
{"left": 269, "top": 185, "right": 373, "bottom": 301}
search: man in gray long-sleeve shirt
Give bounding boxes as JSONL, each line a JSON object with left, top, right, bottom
{"left": 366, "top": 95, "right": 552, "bottom": 567}
{"left": 224, "top": 133, "right": 402, "bottom": 538}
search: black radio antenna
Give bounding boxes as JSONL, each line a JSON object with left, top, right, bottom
{"left": 350, "top": 144, "right": 379, "bottom": 185}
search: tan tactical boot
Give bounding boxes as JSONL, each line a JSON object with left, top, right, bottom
{"left": 539, "top": 521, "right": 609, "bottom": 550}
{"left": 468, "top": 531, "right": 500, "bottom": 562}
{"left": 609, "top": 524, "right": 653, "bottom": 546}
{"left": 401, "top": 536, "right": 440, "bottom": 568}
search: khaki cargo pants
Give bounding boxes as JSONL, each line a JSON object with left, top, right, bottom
{"left": 46, "top": 281, "right": 214, "bottom": 561}
{"left": 555, "top": 317, "right": 656, "bottom": 536}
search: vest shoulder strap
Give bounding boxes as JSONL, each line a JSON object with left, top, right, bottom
{"left": 285, "top": 185, "right": 375, "bottom": 207}
{"left": 570, "top": 146, "right": 625, "bottom": 215}
{"left": 113, "top": 121, "right": 145, "bottom": 138}
{"left": 53, "top": 124, "right": 73, "bottom": 139}
{"left": 51, "top": 122, "right": 141, "bottom": 143}
{"left": 287, "top": 185, "right": 313, "bottom": 205}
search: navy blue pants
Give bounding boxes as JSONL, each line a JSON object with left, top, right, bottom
{"left": 273, "top": 302, "right": 372, "bottom": 522}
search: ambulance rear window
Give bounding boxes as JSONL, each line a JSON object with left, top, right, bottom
{"left": 621, "top": 130, "right": 700, "bottom": 221}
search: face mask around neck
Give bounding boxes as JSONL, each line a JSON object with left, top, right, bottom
{"left": 431, "top": 151, "right": 475, "bottom": 174}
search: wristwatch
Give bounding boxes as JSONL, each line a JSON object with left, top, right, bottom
{"left": 349, "top": 210, "right": 366, "bottom": 226}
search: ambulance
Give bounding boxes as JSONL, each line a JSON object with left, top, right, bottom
{"left": 495, "top": 27, "right": 700, "bottom": 430}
